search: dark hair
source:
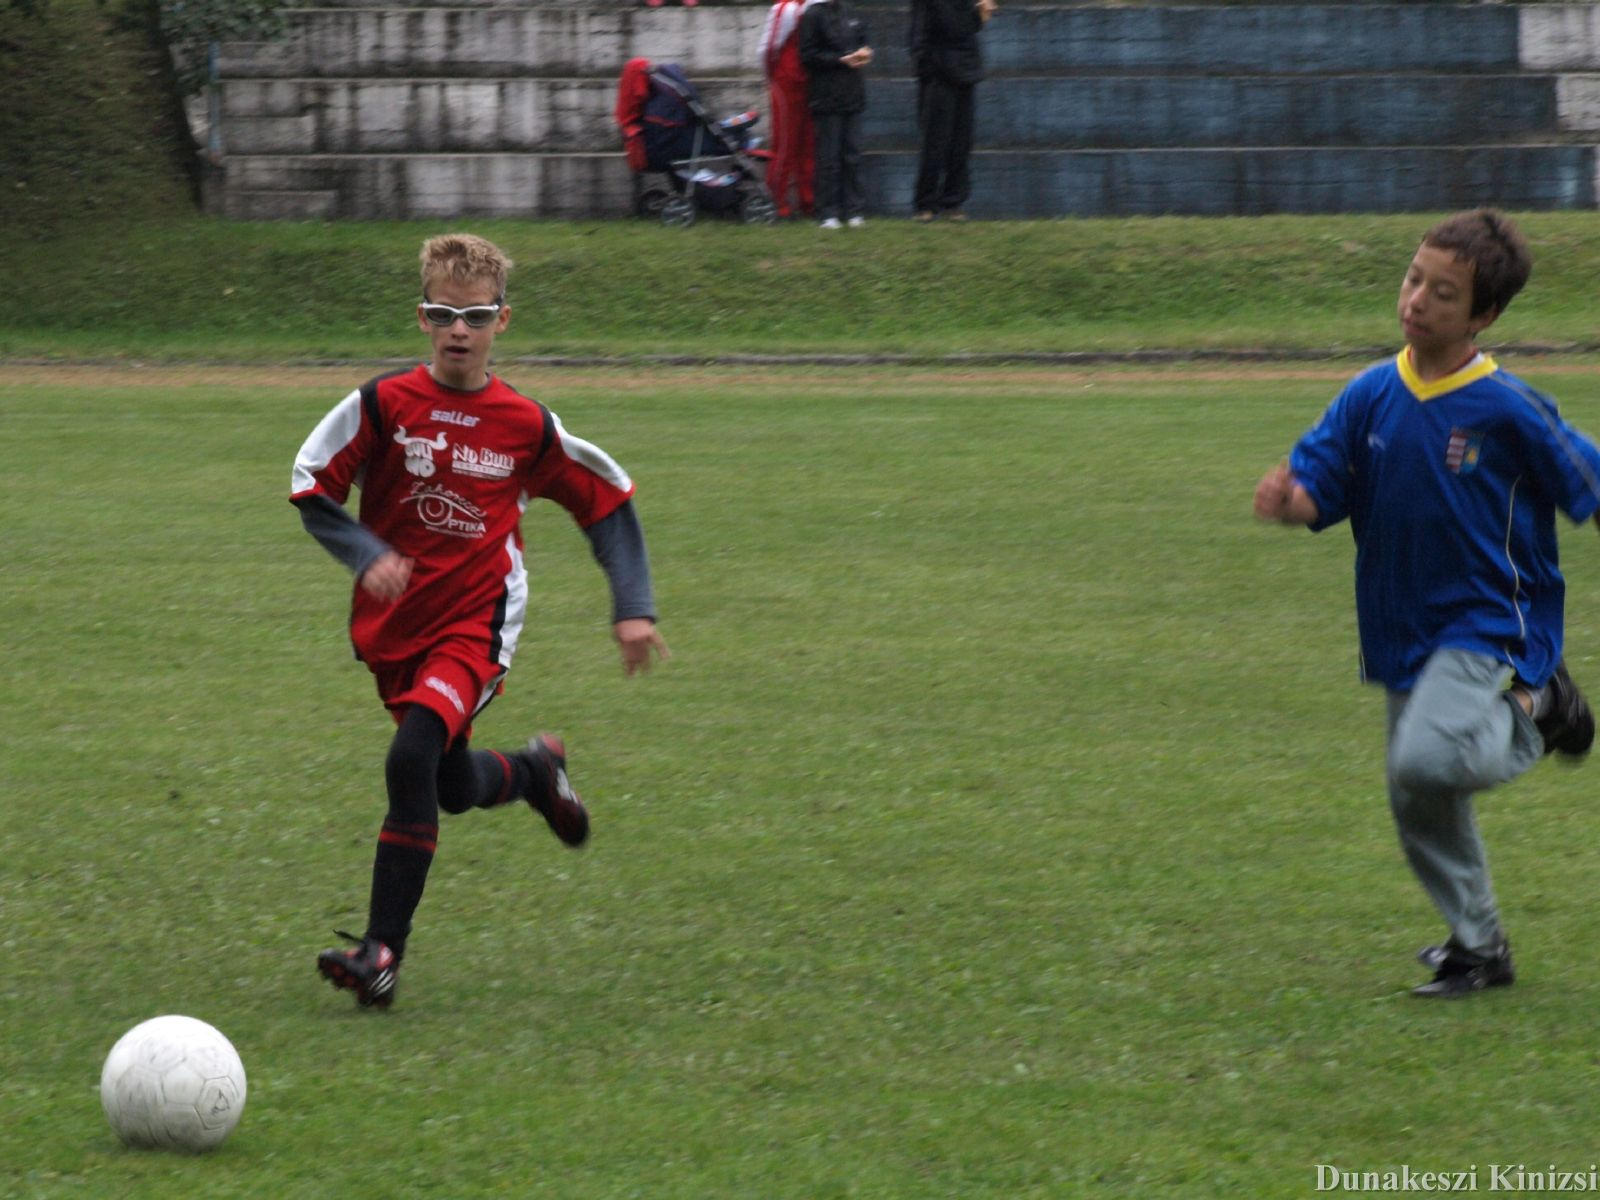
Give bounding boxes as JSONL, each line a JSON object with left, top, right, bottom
{"left": 1421, "top": 209, "right": 1532, "bottom": 318}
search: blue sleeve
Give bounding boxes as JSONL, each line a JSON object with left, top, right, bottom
{"left": 294, "top": 492, "right": 392, "bottom": 578}
{"left": 1289, "top": 378, "right": 1364, "bottom": 532}
{"left": 1511, "top": 383, "right": 1600, "bottom": 524}
{"left": 583, "top": 500, "right": 657, "bottom": 624}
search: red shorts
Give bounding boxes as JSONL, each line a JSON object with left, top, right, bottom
{"left": 369, "top": 641, "right": 506, "bottom": 743}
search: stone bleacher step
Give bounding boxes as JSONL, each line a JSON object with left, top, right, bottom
{"left": 222, "top": 188, "right": 341, "bottom": 220}
{"left": 221, "top": 144, "right": 1599, "bottom": 220}
{"left": 218, "top": 3, "right": 1531, "bottom": 81}
{"left": 208, "top": 3, "right": 1600, "bottom": 219}
{"left": 218, "top": 72, "right": 1590, "bottom": 157}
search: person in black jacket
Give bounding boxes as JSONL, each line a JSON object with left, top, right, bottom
{"left": 910, "top": 0, "right": 995, "bottom": 222}
{"left": 799, "top": 0, "right": 874, "bottom": 228}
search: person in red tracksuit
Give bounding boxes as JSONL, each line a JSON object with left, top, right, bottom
{"left": 291, "top": 233, "right": 668, "bottom": 1010}
{"left": 760, "top": 0, "right": 816, "bottom": 219}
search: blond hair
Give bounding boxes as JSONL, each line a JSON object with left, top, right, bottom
{"left": 419, "top": 233, "right": 512, "bottom": 301}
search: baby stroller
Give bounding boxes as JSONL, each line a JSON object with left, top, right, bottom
{"left": 615, "top": 57, "right": 777, "bottom": 227}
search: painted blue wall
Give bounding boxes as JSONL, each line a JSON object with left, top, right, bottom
{"left": 843, "top": 4, "right": 1589, "bottom": 216}
{"left": 864, "top": 4, "right": 1521, "bottom": 75}
{"left": 858, "top": 75, "right": 1559, "bottom": 151}
{"left": 861, "top": 146, "right": 1597, "bottom": 219}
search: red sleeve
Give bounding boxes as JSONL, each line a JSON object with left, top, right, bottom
{"left": 525, "top": 406, "right": 636, "bottom": 528}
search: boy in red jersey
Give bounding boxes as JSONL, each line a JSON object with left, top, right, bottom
{"left": 291, "top": 233, "right": 668, "bottom": 1009}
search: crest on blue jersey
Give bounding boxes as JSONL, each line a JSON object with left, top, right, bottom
{"left": 1446, "top": 428, "right": 1484, "bottom": 475}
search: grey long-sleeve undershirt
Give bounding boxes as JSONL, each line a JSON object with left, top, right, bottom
{"left": 294, "top": 493, "right": 656, "bottom": 623}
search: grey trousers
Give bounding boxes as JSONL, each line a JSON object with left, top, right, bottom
{"left": 1385, "top": 647, "right": 1544, "bottom": 957}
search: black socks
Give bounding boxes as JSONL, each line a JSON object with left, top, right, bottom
{"left": 364, "top": 708, "right": 531, "bottom": 953}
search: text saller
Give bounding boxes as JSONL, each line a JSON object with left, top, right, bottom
{"left": 1317, "top": 1164, "right": 1600, "bottom": 1192}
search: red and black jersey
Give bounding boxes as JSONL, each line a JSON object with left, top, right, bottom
{"left": 291, "top": 365, "right": 635, "bottom": 668}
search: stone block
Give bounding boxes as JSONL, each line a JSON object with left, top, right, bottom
{"left": 219, "top": 6, "right": 766, "bottom": 79}
{"left": 1520, "top": 4, "right": 1600, "bottom": 70}
{"left": 224, "top": 152, "right": 641, "bottom": 218}
{"left": 216, "top": 76, "right": 764, "bottom": 153}
{"left": 1558, "top": 74, "right": 1600, "bottom": 131}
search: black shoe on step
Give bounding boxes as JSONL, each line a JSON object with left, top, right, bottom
{"left": 1536, "top": 660, "right": 1595, "bottom": 758}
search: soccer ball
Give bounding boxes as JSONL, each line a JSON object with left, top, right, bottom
{"left": 100, "top": 1015, "right": 247, "bottom": 1152}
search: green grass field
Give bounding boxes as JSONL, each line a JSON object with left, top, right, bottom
{"left": 8, "top": 361, "right": 1600, "bottom": 1197}
{"left": 11, "top": 0, "right": 1600, "bottom": 1191}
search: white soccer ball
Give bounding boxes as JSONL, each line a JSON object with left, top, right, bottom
{"left": 100, "top": 1015, "right": 247, "bottom": 1152}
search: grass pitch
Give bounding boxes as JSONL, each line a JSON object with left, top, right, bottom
{"left": 6, "top": 362, "right": 1600, "bottom": 1197}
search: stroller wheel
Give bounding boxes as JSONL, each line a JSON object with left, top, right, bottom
{"left": 740, "top": 191, "right": 778, "bottom": 226}
{"left": 637, "top": 186, "right": 672, "bottom": 219}
{"left": 661, "top": 195, "right": 695, "bottom": 228}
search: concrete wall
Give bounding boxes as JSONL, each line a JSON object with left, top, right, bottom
{"left": 211, "top": 4, "right": 1600, "bottom": 220}
{"left": 222, "top": 73, "right": 1573, "bottom": 156}
{"left": 217, "top": 7, "right": 770, "bottom": 78}
{"left": 222, "top": 4, "right": 1529, "bottom": 78}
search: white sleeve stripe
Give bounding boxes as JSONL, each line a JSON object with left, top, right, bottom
{"left": 1505, "top": 374, "right": 1600, "bottom": 517}
{"left": 549, "top": 411, "right": 633, "bottom": 493}
{"left": 291, "top": 390, "right": 364, "bottom": 496}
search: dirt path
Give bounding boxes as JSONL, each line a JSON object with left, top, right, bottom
{"left": 11, "top": 356, "right": 1600, "bottom": 392}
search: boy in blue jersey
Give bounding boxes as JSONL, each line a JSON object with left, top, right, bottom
{"left": 1255, "top": 209, "right": 1600, "bottom": 998}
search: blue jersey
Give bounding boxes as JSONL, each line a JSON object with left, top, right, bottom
{"left": 1291, "top": 351, "right": 1600, "bottom": 691}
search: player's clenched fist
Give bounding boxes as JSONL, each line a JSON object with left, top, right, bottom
{"left": 359, "top": 551, "right": 413, "bottom": 602}
{"left": 1254, "top": 462, "right": 1318, "bottom": 526}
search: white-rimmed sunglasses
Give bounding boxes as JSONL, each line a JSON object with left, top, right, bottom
{"left": 420, "top": 299, "right": 504, "bottom": 328}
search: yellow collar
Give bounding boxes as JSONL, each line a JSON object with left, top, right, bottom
{"left": 1396, "top": 348, "right": 1498, "bottom": 401}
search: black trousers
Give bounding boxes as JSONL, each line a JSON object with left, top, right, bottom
{"left": 812, "top": 110, "right": 864, "bottom": 221}
{"left": 913, "top": 76, "right": 976, "bottom": 213}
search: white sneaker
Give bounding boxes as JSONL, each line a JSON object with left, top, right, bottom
{"left": 818, "top": 217, "right": 842, "bottom": 230}
{"left": 847, "top": 215, "right": 866, "bottom": 228}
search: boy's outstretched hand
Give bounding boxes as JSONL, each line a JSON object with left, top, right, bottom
{"left": 1254, "top": 462, "right": 1320, "bottom": 526}
{"left": 615, "top": 618, "right": 670, "bottom": 676}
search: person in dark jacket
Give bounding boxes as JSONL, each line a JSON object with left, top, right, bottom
{"left": 799, "top": 0, "right": 873, "bottom": 228}
{"left": 910, "top": 0, "right": 995, "bottom": 222}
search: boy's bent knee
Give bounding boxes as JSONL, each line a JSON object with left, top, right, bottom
{"left": 1389, "top": 725, "right": 1467, "bottom": 795}
{"left": 385, "top": 707, "right": 448, "bottom": 820}
{"left": 386, "top": 735, "right": 435, "bottom": 782}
